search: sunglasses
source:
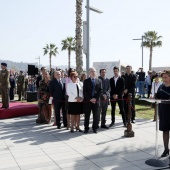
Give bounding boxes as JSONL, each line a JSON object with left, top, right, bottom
{"left": 73, "top": 76, "right": 78, "bottom": 78}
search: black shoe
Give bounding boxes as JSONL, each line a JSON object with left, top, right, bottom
{"left": 84, "top": 130, "right": 88, "bottom": 134}
{"left": 131, "top": 120, "right": 135, "bottom": 124}
{"left": 101, "top": 125, "right": 109, "bottom": 129}
{"left": 109, "top": 122, "right": 115, "bottom": 127}
{"left": 93, "top": 129, "right": 98, "bottom": 133}
{"left": 161, "top": 149, "right": 169, "bottom": 157}
{"left": 70, "top": 128, "right": 74, "bottom": 133}
{"left": 76, "top": 127, "right": 83, "bottom": 132}
{"left": 78, "top": 129, "right": 83, "bottom": 132}
{"left": 57, "top": 126, "right": 61, "bottom": 129}
{"left": 1, "top": 106, "right": 8, "bottom": 109}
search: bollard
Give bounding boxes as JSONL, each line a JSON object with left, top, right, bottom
{"left": 124, "top": 93, "right": 135, "bottom": 137}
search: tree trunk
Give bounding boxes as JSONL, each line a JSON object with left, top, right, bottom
{"left": 68, "top": 50, "right": 71, "bottom": 70}
{"left": 75, "top": 0, "right": 83, "bottom": 76}
{"left": 149, "top": 46, "right": 152, "bottom": 70}
{"left": 49, "top": 55, "right": 51, "bottom": 70}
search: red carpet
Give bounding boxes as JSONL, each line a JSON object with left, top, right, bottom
{"left": 0, "top": 102, "right": 39, "bottom": 119}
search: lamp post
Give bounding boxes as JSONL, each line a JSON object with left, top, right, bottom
{"left": 85, "top": 0, "right": 103, "bottom": 73}
{"left": 132, "top": 36, "right": 144, "bottom": 68}
{"left": 35, "top": 56, "right": 40, "bottom": 69}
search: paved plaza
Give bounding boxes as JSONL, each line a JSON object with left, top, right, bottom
{"left": 0, "top": 114, "right": 169, "bottom": 170}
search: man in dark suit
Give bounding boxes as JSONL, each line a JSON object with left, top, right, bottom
{"left": 123, "top": 65, "right": 136, "bottom": 123}
{"left": 83, "top": 67, "right": 102, "bottom": 133}
{"left": 49, "top": 70, "right": 67, "bottom": 129}
{"left": 98, "top": 69, "right": 110, "bottom": 129}
{"left": 110, "top": 66, "right": 126, "bottom": 127}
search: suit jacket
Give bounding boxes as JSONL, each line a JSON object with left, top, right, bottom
{"left": 49, "top": 79, "right": 66, "bottom": 101}
{"left": 83, "top": 77, "right": 102, "bottom": 102}
{"left": 36, "top": 75, "right": 42, "bottom": 88}
{"left": 67, "top": 81, "right": 83, "bottom": 102}
{"left": 10, "top": 78, "right": 16, "bottom": 89}
{"left": 124, "top": 73, "right": 136, "bottom": 94}
{"left": 110, "top": 76, "right": 125, "bottom": 99}
{"left": 98, "top": 76, "right": 110, "bottom": 99}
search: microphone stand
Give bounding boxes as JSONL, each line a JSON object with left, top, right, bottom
{"left": 160, "top": 89, "right": 170, "bottom": 97}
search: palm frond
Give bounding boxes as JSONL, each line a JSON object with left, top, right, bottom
{"left": 142, "top": 41, "right": 151, "bottom": 48}
{"left": 142, "top": 31, "right": 162, "bottom": 48}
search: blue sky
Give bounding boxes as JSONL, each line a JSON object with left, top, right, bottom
{"left": 0, "top": 0, "right": 170, "bottom": 72}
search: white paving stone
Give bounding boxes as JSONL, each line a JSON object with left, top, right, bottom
{"left": 0, "top": 115, "right": 166, "bottom": 170}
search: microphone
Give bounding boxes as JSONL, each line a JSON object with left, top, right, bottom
{"left": 160, "top": 89, "right": 170, "bottom": 96}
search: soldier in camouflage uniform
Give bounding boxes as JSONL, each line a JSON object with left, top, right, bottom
{"left": 0, "top": 63, "right": 10, "bottom": 108}
{"left": 17, "top": 71, "right": 24, "bottom": 101}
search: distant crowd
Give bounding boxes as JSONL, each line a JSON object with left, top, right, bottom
{"left": 8, "top": 66, "right": 163, "bottom": 101}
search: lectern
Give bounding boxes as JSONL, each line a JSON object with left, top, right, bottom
{"left": 139, "top": 98, "right": 170, "bottom": 168}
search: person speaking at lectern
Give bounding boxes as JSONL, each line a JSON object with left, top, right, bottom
{"left": 156, "top": 70, "right": 170, "bottom": 157}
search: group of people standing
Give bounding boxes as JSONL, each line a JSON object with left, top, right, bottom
{"left": 0, "top": 61, "right": 170, "bottom": 158}
{"left": 135, "top": 67, "right": 163, "bottom": 99}
{"left": 35, "top": 66, "right": 170, "bottom": 158}
{"left": 36, "top": 65, "right": 137, "bottom": 134}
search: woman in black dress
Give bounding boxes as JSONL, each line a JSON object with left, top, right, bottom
{"left": 156, "top": 70, "right": 170, "bottom": 157}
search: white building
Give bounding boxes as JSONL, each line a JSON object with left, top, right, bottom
{"left": 93, "top": 60, "right": 126, "bottom": 78}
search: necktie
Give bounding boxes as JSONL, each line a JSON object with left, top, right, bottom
{"left": 92, "top": 78, "right": 95, "bottom": 97}
{"left": 58, "top": 80, "right": 62, "bottom": 88}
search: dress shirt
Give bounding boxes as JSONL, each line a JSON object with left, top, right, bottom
{"left": 114, "top": 76, "right": 119, "bottom": 86}
{"left": 57, "top": 79, "right": 63, "bottom": 89}
{"left": 145, "top": 75, "right": 151, "bottom": 85}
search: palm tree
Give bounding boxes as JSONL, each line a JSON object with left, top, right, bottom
{"left": 75, "top": 0, "right": 83, "bottom": 75}
{"left": 61, "top": 37, "right": 76, "bottom": 70}
{"left": 142, "top": 31, "right": 162, "bottom": 70}
{"left": 43, "top": 44, "right": 58, "bottom": 70}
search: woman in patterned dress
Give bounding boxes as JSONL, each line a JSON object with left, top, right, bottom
{"left": 36, "top": 71, "right": 51, "bottom": 124}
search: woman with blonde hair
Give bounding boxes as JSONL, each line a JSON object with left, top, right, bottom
{"left": 36, "top": 71, "right": 51, "bottom": 124}
{"left": 80, "top": 72, "right": 87, "bottom": 82}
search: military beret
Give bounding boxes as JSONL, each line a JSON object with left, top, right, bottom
{"left": 20, "top": 70, "right": 23, "bottom": 73}
{"left": 1, "top": 63, "right": 7, "bottom": 67}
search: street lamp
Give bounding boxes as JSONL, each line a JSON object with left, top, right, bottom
{"left": 35, "top": 56, "right": 40, "bottom": 69}
{"left": 84, "top": 0, "right": 103, "bottom": 73}
{"left": 132, "top": 36, "right": 144, "bottom": 68}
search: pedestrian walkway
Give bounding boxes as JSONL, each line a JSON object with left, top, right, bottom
{"left": 0, "top": 115, "right": 168, "bottom": 170}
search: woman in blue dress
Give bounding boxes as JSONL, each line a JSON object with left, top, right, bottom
{"left": 156, "top": 70, "right": 170, "bottom": 157}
